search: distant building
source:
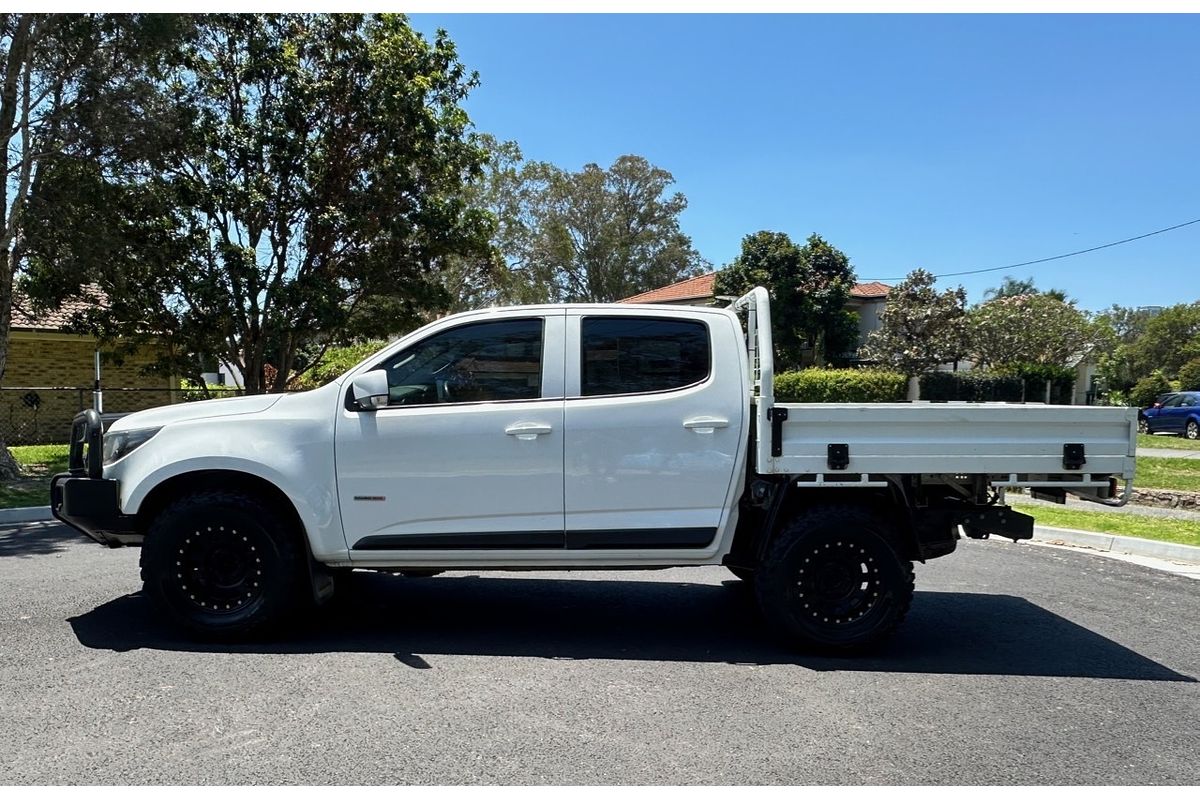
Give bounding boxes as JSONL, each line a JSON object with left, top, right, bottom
{"left": 621, "top": 272, "right": 891, "bottom": 356}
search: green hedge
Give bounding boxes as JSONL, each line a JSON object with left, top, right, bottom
{"left": 1130, "top": 372, "right": 1173, "bottom": 409}
{"left": 290, "top": 340, "right": 388, "bottom": 391}
{"left": 919, "top": 371, "right": 1025, "bottom": 402}
{"left": 1178, "top": 358, "right": 1200, "bottom": 392}
{"left": 994, "top": 363, "right": 1076, "bottom": 405}
{"left": 774, "top": 369, "right": 907, "bottom": 403}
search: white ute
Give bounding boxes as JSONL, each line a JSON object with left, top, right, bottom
{"left": 51, "top": 287, "right": 1137, "bottom": 653}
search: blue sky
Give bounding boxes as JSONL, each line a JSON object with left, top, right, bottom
{"left": 409, "top": 14, "right": 1200, "bottom": 311}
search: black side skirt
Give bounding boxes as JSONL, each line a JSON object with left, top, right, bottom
{"left": 352, "top": 528, "right": 717, "bottom": 551}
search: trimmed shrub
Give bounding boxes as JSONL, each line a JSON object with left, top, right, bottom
{"left": 1178, "top": 358, "right": 1200, "bottom": 392}
{"left": 180, "top": 380, "right": 241, "bottom": 402}
{"left": 992, "top": 362, "right": 1077, "bottom": 405}
{"left": 774, "top": 368, "right": 907, "bottom": 403}
{"left": 1130, "top": 372, "right": 1174, "bottom": 409}
{"left": 290, "top": 340, "right": 388, "bottom": 391}
{"left": 919, "top": 371, "right": 1024, "bottom": 402}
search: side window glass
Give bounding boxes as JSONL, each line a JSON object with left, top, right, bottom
{"left": 380, "top": 319, "right": 543, "bottom": 406}
{"left": 581, "top": 317, "right": 710, "bottom": 397}
{"left": 1182, "top": 395, "right": 1197, "bottom": 408}
{"left": 1164, "top": 395, "right": 1185, "bottom": 408}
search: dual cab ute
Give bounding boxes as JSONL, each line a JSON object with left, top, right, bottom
{"left": 51, "top": 288, "right": 1137, "bottom": 653}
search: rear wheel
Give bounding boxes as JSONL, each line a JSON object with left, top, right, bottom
{"left": 1187, "top": 420, "right": 1199, "bottom": 440}
{"left": 140, "top": 490, "right": 307, "bottom": 640}
{"left": 755, "top": 505, "right": 914, "bottom": 655}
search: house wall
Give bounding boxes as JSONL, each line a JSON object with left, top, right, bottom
{"left": 1, "top": 331, "right": 176, "bottom": 444}
{"left": 848, "top": 297, "right": 886, "bottom": 348}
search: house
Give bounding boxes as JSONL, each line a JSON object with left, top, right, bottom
{"left": 621, "top": 272, "right": 891, "bottom": 356}
{"left": 2, "top": 293, "right": 178, "bottom": 444}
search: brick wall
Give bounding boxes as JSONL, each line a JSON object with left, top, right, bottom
{"left": 1, "top": 331, "right": 176, "bottom": 444}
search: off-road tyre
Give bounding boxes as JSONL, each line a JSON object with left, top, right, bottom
{"left": 140, "top": 490, "right": 307, "bottom": 640}
{"left": 754, "top": 505, "right": 914, "bottom": 655}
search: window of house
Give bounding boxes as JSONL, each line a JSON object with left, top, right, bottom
{"left": 380, "top": 318, "right": 543, "bottom": 406}
{"left": 580, "top": 317, "right": 710, "bottom": 397}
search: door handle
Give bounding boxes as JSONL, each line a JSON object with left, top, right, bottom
{"left": 683, "top": 417, "right": 729, "bottom": 434}
{"left": 505, "top": 422, "right": 552, "bottom": 441}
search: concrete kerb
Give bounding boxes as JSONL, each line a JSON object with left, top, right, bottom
{"left": 1033, "top": 524, "right": 1200, "bottom": 565}
{"left": 0, "top": 505, "right": 53, "bottom": 524}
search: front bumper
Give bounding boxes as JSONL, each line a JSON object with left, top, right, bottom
{"left": 49, "top": 409, "right": 140, "bottom": 547}
{"left": 50, "top": 473, "right": 141, "bottom": 547}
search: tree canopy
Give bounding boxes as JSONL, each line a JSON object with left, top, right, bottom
{"left": 860, "top": 268, "right": 968, "bottom": 377}
{"left": 969, "top": 293, "right": 1100, "bottom": 369}
{"left": 22, "top": 13, "right": 493, "bottom": 393}
{"left": 714, "top": 231, "right": 858, "bottom": 369}
{"left": 520, "top": 155, "right": 706, "bottom": 303}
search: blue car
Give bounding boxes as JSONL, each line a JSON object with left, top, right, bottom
{"left": 1140, "top": 391, "right": 1200, "bottom": 439}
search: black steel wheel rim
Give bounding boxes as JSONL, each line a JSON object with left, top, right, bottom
{"left": 174, "top": 523, "right": 266, "bottom": 614}
{"left": 790, "top": 539, "right": 885, "bottom": 628}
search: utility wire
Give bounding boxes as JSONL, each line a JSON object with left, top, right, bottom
{"left": 862, "top": 216, "right": 1200, "bottom": 282}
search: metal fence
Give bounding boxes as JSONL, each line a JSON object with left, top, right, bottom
{"left": 0, "top": 386, "right": 251, "bottom": 445}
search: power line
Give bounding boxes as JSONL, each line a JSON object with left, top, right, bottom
{"left": 862, "top": 216, "right": 1200, "bottom": 282}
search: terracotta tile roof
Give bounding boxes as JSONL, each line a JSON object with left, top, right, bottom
{"left": 621, "top": 272, "right": 717, "bottom": 304}
{"left": 621, "top": 273, "right": 891, "bottom": 304}
{"left": 850, "top": 281, "right": 891, "bottom": 299}
{"left": 10, "top": 286, "right": 108, "bottom": 332}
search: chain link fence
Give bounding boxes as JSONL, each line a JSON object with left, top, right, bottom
{"left": 0, "top": 386, "right": 252, "bottom": 445}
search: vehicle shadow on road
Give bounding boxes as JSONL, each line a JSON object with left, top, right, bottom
{"left": 68, "top": 572, "right": 1195, "bottom": 682}
{"left": 0, "top": 521, "right": 80, "bottom": 559}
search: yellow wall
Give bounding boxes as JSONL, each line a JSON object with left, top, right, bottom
{"left": 1, "top": 331, "right": 176, "bottom": 444}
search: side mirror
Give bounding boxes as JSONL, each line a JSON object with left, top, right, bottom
{"left": 351, "top": 370, "right": 389, "bottom": 411}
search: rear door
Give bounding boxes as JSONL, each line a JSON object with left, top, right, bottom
{"left": 561, "top": 310, "right": 744, "bottom": 550}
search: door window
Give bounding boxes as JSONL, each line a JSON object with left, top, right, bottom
{"left": 379, "top": 319, "right": 544, "bottom": 406}
{"left": 580, "top": 317, "right": 710, "bottom": 397}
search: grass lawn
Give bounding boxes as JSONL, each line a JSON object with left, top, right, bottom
{"left": 0, "top": 444, "right": 69, "bottom": 509}
{"left": 1009, "top": 499, "right": 1200, "bottom": 547}
{"left": 1134, "top": 456, "right": 1200, "bottom": 493}
{"left": 1138, "top": 433, "right": 1200, "bottom": 451}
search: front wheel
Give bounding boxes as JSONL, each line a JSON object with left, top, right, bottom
{"left": 140, "top": 490, "right": 307, "bottom": 640}
{"left": 1138, "top": 417, "right": 1149, "bottom": 434}
{"left": 755, "top": 505, "right": 914, "bottom": 655}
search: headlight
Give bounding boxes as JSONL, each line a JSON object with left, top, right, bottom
{"left": 102, "top": 427, "right": 162, "bottom": 465}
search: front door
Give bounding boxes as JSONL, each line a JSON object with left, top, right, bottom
{"left": 335, "top": 313, "right": 566, "bottom": 552}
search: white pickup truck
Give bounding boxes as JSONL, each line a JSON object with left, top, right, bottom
{"left": 51, "top": 287, "right": 1137, "bottom": 653}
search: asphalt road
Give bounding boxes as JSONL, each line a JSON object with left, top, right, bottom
{"left": 1, "top": 521, "right": 1198, "bottom": 785}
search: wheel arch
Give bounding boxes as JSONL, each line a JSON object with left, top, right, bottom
{"left": 135, "top": 470, "right": 307, "bottom": 547}
{"left": 134, "top": 469, "right": 335, "bottom": 605}
{"left": 727, "top": 479, "right": 923, "bottom": 569}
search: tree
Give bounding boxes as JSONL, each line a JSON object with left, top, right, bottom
{"left": 860, "top": 268, "right": 969, "bottom": 393}
{"left": 0, "top": 14, "right": 180, "bottom": 478}
{"left": 983, "top": 274, "right": 1070, "bottom": 303}
{"left": 969, "top": 294, "right": 1100, "bottom": 369}
{"left": 1123, "top": 303, "right": 1200, "bottom": 381}
{"left": 714, "top": 232, "right": 858, "bottom": 368}
{"left": 22, "top": 14, "right": 494, "bottom": 394}
{"left": 517, "top": 155, "right": 706, "bottom": 304}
